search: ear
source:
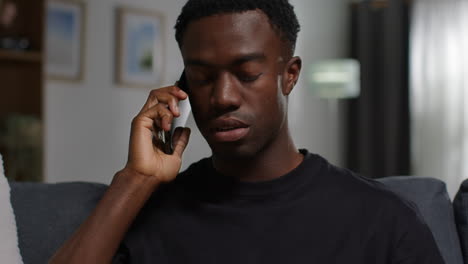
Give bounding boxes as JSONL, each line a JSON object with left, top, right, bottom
{"left": 281, "top": 56, "right": 302, "bottom": 95}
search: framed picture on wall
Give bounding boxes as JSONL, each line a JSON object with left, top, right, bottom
{"left": 45, "top": 0, "right": 86, "bottom": 81}
{"left": 116, "top": 7, "right": 165, "bottom": 88}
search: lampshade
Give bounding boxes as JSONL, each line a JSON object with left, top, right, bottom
{"left": 307, "top": 59, "right": 360, "bottom": 99}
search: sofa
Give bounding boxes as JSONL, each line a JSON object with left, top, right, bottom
{"left": 8, "top": 176, "right": 468, "bottom": 264}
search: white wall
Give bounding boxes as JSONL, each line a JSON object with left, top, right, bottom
{"left": 45, "top": 0, "right": 351, "bottom": 184}
{"left": 289, "top": 0, "right": 351, "bottom": 167}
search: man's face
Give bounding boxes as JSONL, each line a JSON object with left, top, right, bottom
{"left": 180, "top": 10, "right": 297, "bottom": 158}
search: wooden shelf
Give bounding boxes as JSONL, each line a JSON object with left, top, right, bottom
{"left": 0, "top": 49, "right": 43, "bottom": 63}
{"left": 0, "top": 0, "right": 45, "bottom": 182}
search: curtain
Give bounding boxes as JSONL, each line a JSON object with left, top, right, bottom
{"left": 411, "top": 0, "right": 468, "bottom": 197}
{"left": 346, "top": 0, "right": 411, "bottom": 178}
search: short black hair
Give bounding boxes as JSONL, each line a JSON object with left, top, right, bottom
{"left": 174, "top": 0, "right": 301, "bottom": 55}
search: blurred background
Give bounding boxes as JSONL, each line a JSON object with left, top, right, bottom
{"left": 0, "top": 0, "right": 466, "bottom": 198}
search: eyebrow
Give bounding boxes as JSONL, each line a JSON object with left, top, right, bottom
{"left": 185, "top": 52, "right": 266, "bottom": 68}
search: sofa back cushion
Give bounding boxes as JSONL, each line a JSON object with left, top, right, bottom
{"left": 378, "top": 176, "right": 464, "bottom": 264}
{"left": 9, "top": 182, "right": 107, "bottom": 264}
{"left": 453, "top": 179, "right": 468, "bottom": 264}
{"left": 10, "top": 177, "right": 462, "bottom": 264}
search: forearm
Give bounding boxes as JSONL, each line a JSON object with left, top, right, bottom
{"left": 49, "top": 84, "right": 191, "bottom": 263}
{"left": 49, "top": 169, "right": 160, "bottom": 264}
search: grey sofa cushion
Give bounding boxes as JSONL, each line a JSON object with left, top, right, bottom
{"left": 9, "top": 182, "right": 107, "bottom": 264}
{"left": 454, "top": 179, "right": 468, "bottom": 264}
{"left": 378, "top": 176, "right": 463, "bottom": 264}
{"left": 9, "top": 178, "right": 462, "bottom": 264}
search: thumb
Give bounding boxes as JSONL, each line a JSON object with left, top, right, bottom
{"left": 172, "top": 127, "right": 191, "bottom": 158}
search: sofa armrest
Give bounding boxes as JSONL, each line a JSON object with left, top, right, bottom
{"left": 378, "top": 176, "right": 463, "bottom": 264}
{"left": 9, "top": 181, "right": 107, "bottom": 264}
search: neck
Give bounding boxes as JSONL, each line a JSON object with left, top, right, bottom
{"left": 211, "top": 128, "right": 303, "bottom": 182}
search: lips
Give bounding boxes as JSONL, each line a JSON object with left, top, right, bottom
{"left": 210, "top": 118, "right": 250, "bottom": 142}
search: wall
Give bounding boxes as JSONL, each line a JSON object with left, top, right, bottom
{"left": 288, "top": 0, "right": 351, "bottom": 167}
{"left": 45, "top": 0, "right": 351, "bottom": 184}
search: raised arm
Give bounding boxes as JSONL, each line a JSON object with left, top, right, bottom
{"left": 49, "top": 86, "right": 191, "bottom": 264}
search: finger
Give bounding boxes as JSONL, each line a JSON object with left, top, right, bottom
{"left": 172, "top": 127, "right": 184, "bottom": 143}
{"left": 138, "top": 89, "right": 161, "bottom": 115}
{"left": 151, "top": 92, "right": 182, "bottom": 117}
{"left": 156, "top": 86, "right": 187, "bottom": 102}
{"left": 165, "top": 86, "right": 189, "bottom": 115}
{"left": 139, "top": 86, "right": 188, "bottom": 116}
{"left": 156, "top": 104, "right": 173, "bottom": 132}
{"left": 138, "top": 103, "right": 174, "bottom": 132}
{"left": 170, "top": 85, "right": 189, "bottom": 99}
{"left": 138, "top": 86, "right": 171, "bottom": 114}
{"left": 172, "top": 127, "right": 191, "bottom": 158}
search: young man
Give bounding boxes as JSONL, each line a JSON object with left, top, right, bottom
{"left": 51, "top": 1, "right": 445, "bottom": 263}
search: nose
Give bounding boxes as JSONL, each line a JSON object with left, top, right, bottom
{"left": 210, "top": 72, "right": 242, "bottom": 113}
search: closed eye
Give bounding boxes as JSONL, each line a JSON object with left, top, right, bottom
{"left": 238, "top": 73, "right": 263, "bottom": 83}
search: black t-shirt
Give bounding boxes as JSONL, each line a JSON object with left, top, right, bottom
{"left": 113, "top": 150, "right": 445, "bottom": 264}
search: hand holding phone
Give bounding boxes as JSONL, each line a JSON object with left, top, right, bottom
{"left": 125, "top": 76, "right": 191, "bottom": 184}
{"left": 161, "top": 71, "right": 192, "bottom": 154}
{"left": 171, "top": 71, "right": 191, "bottom": 135}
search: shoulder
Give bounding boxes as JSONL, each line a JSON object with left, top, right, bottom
{"left": 313, "top": 156, "right": 443, "bottom": 260}
{"left": 315, "top": 154, "right": 437, "bottom": 242}
{"left": 309, "top": 153, "right": 423, "bottom": 221}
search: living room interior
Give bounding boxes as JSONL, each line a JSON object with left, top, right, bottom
{"left": 1, "top": 0, "right": 466, "bottom": 195}
{"left": 1, "top": 0, "right": 355, "bottom": 185}
{"left": 1, "top": 0, "right": 468, "bottom": 263}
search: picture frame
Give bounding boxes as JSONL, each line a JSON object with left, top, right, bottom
{"left": 116, "top": 7, "right": 165, "bottom": 88}
{"left": 45, "top": 0, "right": 85, "bottom": 81}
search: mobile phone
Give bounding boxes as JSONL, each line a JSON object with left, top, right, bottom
{"left": 177, "top": 71, "right": 188, "bottom": 93}
{"left": 162, "top": 71, "right": 192, "bottom": 154}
